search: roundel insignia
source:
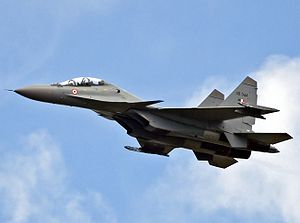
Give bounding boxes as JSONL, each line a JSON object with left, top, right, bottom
{"left": 72, "top": 89, "right": 78, "bottom": 95}
{"left": 240, "top": 98, "right": 247, "bottom": 104}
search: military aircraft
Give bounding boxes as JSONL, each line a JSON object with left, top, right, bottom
{"left": 14, "top": 76, "right": 292, "bottom": 168}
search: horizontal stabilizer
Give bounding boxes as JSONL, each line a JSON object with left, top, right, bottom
{"left": 194, "top": 151, "right": 237, "bottom": 168}
{"left": 198, "top": 89, "right": 224, "bottom": 107}
{"left": 235, "top": 133, "right": 293, "bottom": 145}
{"left": 224, "top": 132, "right": 247, "bottom": 148}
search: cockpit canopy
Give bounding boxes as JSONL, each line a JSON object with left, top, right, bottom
{"left": 58, "top": 77, "right": 105, "bottom": 86}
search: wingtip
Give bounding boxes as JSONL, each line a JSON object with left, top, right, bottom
{"left": 268, "top": 107, "right": 280, "bottom": 113}
{"left": 287, "top": 133, "right": 293, "bottom": 140}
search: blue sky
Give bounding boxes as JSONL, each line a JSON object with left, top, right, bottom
{"left": 1, "top": 1, "right": 300, "bottom": 222}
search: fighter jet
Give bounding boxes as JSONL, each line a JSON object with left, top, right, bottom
{"left": 14, "top": 76, "right": 292, "bottom": 168}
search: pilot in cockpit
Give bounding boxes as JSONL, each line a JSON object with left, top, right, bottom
{"left": 54, "top": 77, "right": 105, "bottom": 86}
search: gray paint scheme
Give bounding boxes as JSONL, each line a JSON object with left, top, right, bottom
{"left": 14, "top": 76, "right": 292, "bottom": 168}
{"left": 198, "top": 89, "right": 224, "bottom": 107}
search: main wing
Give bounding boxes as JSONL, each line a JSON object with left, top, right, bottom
{"left": 150, "top": 104, "right": 279, "bottom": 122}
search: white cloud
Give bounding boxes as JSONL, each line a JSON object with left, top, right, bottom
{"left": 0, "top": 130, "right": 117, "bottom": 223}
{"left": 137, "top": 56, "right": 300, "bottom": 223}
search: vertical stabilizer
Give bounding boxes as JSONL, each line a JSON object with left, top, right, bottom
{"left": 222, "top": 76, "right": 258, "bottom": 130}
{"left": 221, "top": 76, "right": 257, "bottom": 106}
{"left": 198, "top": 89, "right": 224, "bottom": 107}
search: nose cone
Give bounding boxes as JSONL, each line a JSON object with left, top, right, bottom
{"left": 15, "top": 85, "right": 56, "bottom": 103}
